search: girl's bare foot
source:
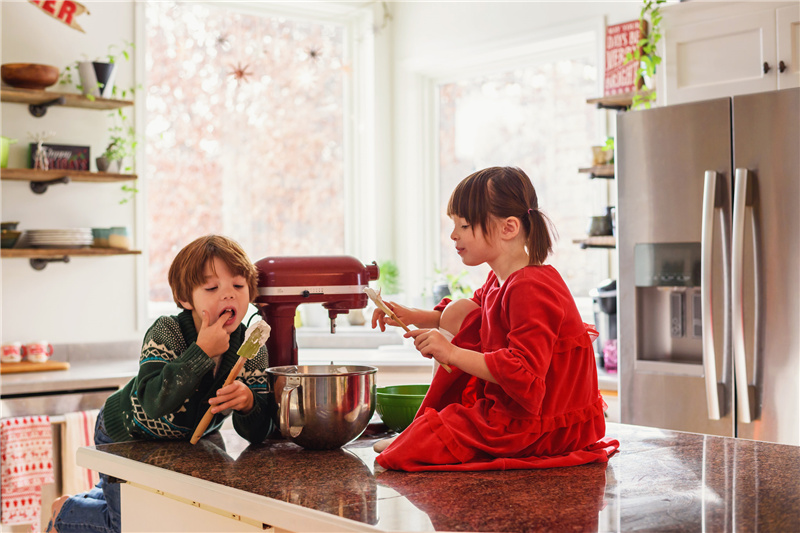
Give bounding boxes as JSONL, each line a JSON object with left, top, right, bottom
{"left": 373, "top": 435, "right": 398, "bottom": 452}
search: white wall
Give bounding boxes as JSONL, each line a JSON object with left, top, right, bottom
{"left": 1, "top": 1, "right": 140, "bottom": 344}
{"left": 388, "top": 1, "right": 642, "bottom": 301}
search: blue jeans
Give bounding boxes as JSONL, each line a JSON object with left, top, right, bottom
{"left": 50, "top": 408, "right": 121, "bottom": 533}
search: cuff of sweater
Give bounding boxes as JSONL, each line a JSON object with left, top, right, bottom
{"left": 234, "top": 392, "right": 263, "bottom": 426}
{"left": 179, "top": 344, "right": 216, "bottom": 375}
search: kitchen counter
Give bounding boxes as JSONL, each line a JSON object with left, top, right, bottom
{"left": 77, "top": 422, "right": 800, "bottom": 532}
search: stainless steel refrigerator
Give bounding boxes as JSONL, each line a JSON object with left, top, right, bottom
{"left": 617, "top": 87, "right": 799, "bottom": 445}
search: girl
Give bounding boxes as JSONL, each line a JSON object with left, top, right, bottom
{"left": 371, "top": 167, "right": 619, "bottom": 471}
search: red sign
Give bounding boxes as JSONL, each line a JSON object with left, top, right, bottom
{"left": 28, "top": 0, "right": 90, "bottom": 33}
{"left": 604, "top": 20, "right": 647, "bottom": 96}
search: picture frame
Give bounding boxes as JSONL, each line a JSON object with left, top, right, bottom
{"left": 28, "top": 143, "right": 90, "bottom": 171}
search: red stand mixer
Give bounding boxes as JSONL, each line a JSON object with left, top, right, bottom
{"left": 254, "top": 256, "right": 379, "bottom": 368}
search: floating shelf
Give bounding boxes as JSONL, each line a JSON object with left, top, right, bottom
{"left": 578, "top": 164, "right": 615, "bottom": 179}
{"left": 573, "top": 236, "right": 616, "bottom": 249}
{"left": 1, "top": 168, "right": 137, "bottom": 193}
{"left": 1, "top": 87, "right": 133, "bottom": 116}
{"left": 1, "top": 247, "right": 141, "bottom": 270}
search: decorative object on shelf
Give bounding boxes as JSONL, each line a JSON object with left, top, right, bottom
{"left": 29, "top": 131, "right": 54, "bottom": 170}
{"left": 77, "top": 60, "right": 116, "bottom": 98}
{"left": 0, "top": 63, "right": 59, "bottom": 90}
{"left": 587, "top": 214, "right": 613, "bottom": 237}
{"left": 59, "top": 41, "right": 136, "bottom": 100}
{"left": 1, "top": 230, "right": 22, "bottom": 249}
{"left": 604, "top": 20, "right": 647, "bottom": 97}
{"left": 108, "top": 226, "right": 131, "bottom": 249}
{"left": 625, "top": 0, "right": 667, "bottom": 109}
{"left": 591, "top": 145, "right": 614, "bottom": 166}
{"left": 1, "top": 136, "right": 17, "bottom": 168}
{"left": 27, "top": 143, "right": 89, "bottom": 171}
{"left": 28, "top": 0, "right": 90, "bottom": 33}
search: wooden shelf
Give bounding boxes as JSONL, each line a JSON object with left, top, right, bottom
{"left": 573, "top": 236, "right": 616, "bottom": 249}
{"left": 578, "top": 164, "right": 615, "bottom": 179}
{"left": 2, "top": 248, "right": 141, "bottom": 258}
{"left": 1, "top": 87, "right": 133, "bottom": 111}
{"left": 1, "top": 168, "right": 136, "bottom": 183}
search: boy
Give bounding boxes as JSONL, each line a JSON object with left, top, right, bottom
{"left": 48, "top": 235, "right": 274, "bottom": 533}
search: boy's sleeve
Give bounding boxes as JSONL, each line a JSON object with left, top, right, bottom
{"left": 233, "top": 345, "right": 276, "bottom": 443}
{"left": 136, "top": 317, "right": 215, "bottom": 419}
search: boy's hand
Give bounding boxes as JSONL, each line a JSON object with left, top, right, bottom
{"left": 208, "top": 380, "right": 254, "bottom": 415}
{"left": 196, "top": 310, "right": 231, "bottom": 357}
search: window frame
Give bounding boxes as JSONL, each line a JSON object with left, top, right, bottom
{"left": 134, "top": 1, "right": 378, "bottom": 327}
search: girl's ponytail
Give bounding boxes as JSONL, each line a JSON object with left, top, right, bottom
{"left": 526, "top": 206, "right": 554, "bottom": 266}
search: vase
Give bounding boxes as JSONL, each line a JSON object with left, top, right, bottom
{"left": 78, "top": 61, "right": 117, "bottom": 99}
{"left": 96, "top": 156, "right": 121, "bottom": 173}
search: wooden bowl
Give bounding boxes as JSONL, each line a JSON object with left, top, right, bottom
{"left": 1, "top": 63, "right": 59, "bottom": 90}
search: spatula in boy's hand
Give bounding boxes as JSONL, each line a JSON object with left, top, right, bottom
{"left": 364, "top": 287, "right": 452, "bottom": 373}
{"left": 190, "top": 318, "right": 271, "bottom": 445}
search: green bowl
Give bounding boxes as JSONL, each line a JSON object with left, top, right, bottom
{"left": 376, "top": 384, "right": 430, "bottom": 433}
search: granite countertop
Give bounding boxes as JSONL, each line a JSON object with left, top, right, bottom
{"left": 80, "top": 422, "right": 800, "bottom": 532}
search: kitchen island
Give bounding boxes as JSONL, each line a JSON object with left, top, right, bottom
{"left": 77, "top": 422, "right": 800, "bottom": 532}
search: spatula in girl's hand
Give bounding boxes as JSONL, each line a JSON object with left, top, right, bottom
{"left": 190, "top": 318, "right": 271, "bottom": 445}
{"left": 364, "top": 287, "right": 452, "bottom": 373}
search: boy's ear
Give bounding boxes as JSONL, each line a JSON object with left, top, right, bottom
{"left": 179, "top": 299, "right": 194, "bottom": 310}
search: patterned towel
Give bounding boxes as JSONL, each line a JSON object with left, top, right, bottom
{"left": 61, "top": 410, "right": 100, "bottom": 494}
{"left": 0, "top": 416, "right": 54, "bottom": 530}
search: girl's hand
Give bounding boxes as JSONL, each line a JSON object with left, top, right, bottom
{"left": 208, "top": 380, "right": 254, "bottom": 415}
{"left": 370, "top": 299, "right": 413, "bottom": 331}
{"left": 370, "top": 301, "right": 442, "bottom": 331}
{"left": 405, "top": 329, "right": 456, "bottom": 366}
{"left": 196, "top": 311, "right": 231, "bottom": 357}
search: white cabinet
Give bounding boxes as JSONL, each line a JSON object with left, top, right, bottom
{"left": 658, "top": 2, "right": 800, "bottom": 105}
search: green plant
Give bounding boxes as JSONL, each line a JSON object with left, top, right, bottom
{"left": 434, "top": 268, "right": 474, "bottom": 300}
{"left": 377, "top": 260, "right": 401, "bottom": 295}
{"left": 59, "top": 40, "right": 136, "bottom": 101}
{"left": 625, "top": 0, "right": 667, "bottom": 109}
{"left": 602, "top": 137, "right": 614, "bottom": 163}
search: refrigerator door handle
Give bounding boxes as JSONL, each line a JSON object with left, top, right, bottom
{"left": 732, "top": 168, "right": 756, "bottom": 423}
{"left": 701, "top": 170, "right": 722, "bottom": 420}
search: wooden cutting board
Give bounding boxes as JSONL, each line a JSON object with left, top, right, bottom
{"left": 0, "top": 361, "right": 70, "bottom": 374}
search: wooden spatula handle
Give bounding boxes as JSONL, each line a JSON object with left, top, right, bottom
{"left": 190, "top": 356, "right": 247, "bottom": 444}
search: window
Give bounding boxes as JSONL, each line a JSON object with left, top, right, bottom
{"left": 144, "top": 2, "right": 358, "bottom": 311}
{"left": 437, "top": 57, "right": 610, "bottom": 300}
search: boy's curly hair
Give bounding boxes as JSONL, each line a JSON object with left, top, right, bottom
{"left": 168, "top": 235, "right": 258, "bottom": 309}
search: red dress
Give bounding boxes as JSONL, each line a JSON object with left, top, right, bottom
{"left": 376, "top": 266, "right": 619, "bottom": 471}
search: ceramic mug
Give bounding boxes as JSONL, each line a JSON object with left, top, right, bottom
{"left": 25, "top": 341, "right": 53, "bottom": 363}
{"left": 1, "top": 342, "right": 24, "bottom": 363}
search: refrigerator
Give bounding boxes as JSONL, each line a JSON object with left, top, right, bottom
{"left": 617, "top": 87, "right": 799, "bottom": 445}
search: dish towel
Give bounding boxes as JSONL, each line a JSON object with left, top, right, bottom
{"left": 60, "top": 409, "right": 100, "bottom": 494}
{"left": 0, "top": 416, "right": 54, "bottom": 531}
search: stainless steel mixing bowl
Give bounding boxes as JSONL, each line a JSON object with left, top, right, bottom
{"left": 266, "top": 364, "right": 377, "bottom": 450}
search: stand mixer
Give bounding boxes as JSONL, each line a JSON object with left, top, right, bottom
{"left": 254, "top": 256, "right": 379, "bottom": 367}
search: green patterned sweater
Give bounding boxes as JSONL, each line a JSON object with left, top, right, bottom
{"left": 103, "top": 310, "right": 275, "bottom": 443}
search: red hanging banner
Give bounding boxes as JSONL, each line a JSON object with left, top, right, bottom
{"left": 28, "top": 0, "right": 90, "bottom": 33}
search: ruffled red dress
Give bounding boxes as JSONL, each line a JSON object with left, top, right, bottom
{"left": 376, "top": 265, "right": 619, "bottom": 471}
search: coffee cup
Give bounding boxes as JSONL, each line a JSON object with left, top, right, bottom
{"left": 25, "top": 341, "right": 53, "bottom": 363}
{"left": 1, "top": 342, "right": 24, "bottom": 363}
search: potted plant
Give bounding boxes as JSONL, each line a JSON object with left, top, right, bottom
{"left": 60, "top": 41, "right": 135, "bottom": 100}
{"left": 96, "top": 109, "right": 136, "bottom": 174}
{"left": 625, "top": 0, "right": 667, "bottom": 109}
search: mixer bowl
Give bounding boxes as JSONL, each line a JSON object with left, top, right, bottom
{"left": 266, "top": 364, "right": 377, "bottom": 450}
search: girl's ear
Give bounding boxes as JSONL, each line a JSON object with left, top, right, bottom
{"left": 499, "top": 216, "right": 521, "bottom": 240}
